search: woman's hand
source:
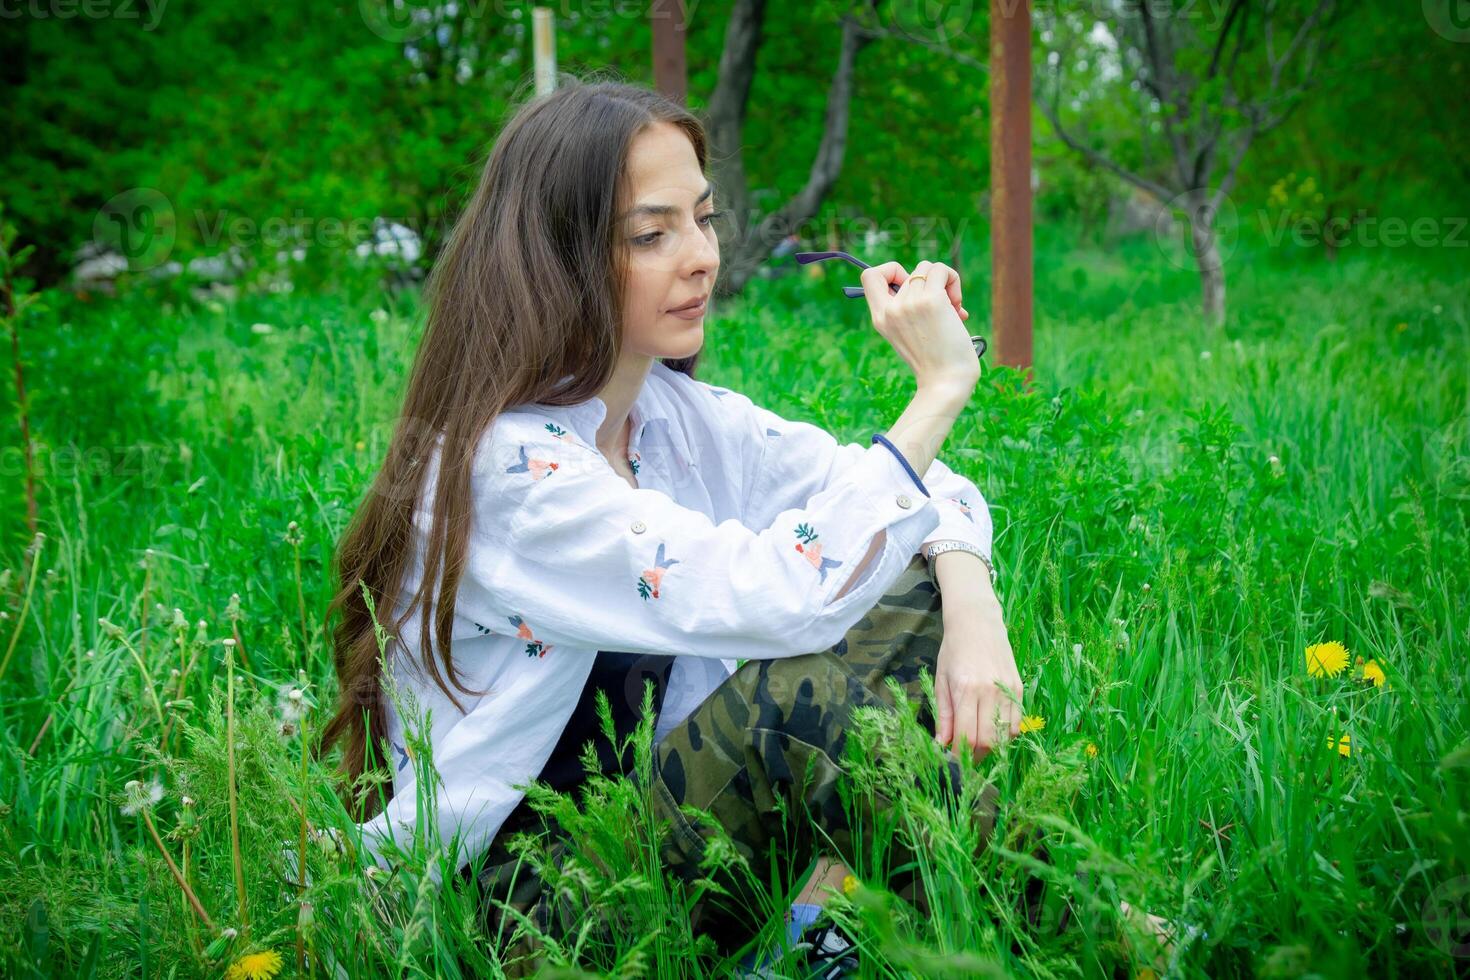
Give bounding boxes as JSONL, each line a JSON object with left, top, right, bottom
{"left": 933, "top": 608, "right": 1024, "bottom": 760}
{"left": 859, "top": 259, "right": 979, "bottom": 393}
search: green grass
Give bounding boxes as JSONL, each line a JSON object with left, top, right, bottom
{"left": 1, "top": 219, "right": 1466, "bottom": 977}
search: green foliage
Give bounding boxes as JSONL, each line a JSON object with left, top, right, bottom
{"left": 0, "top": 211, "right": 1467, "bottom": 976}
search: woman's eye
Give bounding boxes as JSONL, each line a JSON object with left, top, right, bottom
{"left": 632, "top": 210, "right": 726, "bottom": 247}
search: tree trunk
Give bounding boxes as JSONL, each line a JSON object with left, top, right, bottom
{"left": 1191, "top": 212, "right": 1226, "bottom": 328}
{"left": 704, "top": 1, "right": 873, "bottom": 297}
{"left": 704, "top": 0, "right": 766, "bottom": 296}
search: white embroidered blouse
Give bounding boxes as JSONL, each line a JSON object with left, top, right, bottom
{"left": 360, "top": 359, "right": 995, "bottom": 873}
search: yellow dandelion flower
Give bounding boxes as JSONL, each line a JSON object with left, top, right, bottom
{"left": 226, "top": 949, "right": 284, "bottom": 980}
{"left": 1085, "top": 741, "right": 1099, "bottom": 758}
{"left": 1020, "top": 715, "right": 1046, "bottom": 734}
{"left": 1327, "top": 733, "right": 1351, "bottom": 758}
{"left": 1305, "top": 641, "right": 1349, "bottom": 678}
{"left": 1360, "top": 659, "right": 1386, "bottom": 688}
{"left": 841, "top": 874, "right": 859, "bottom": 897}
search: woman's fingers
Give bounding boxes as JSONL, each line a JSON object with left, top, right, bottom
{"left": 859, "top": 261, "right": 910, "bottom": 324}
{"left": 934, "top": 668, "right": 954, "bottom": 745}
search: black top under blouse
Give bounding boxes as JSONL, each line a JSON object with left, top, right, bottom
{"left": 495, "top": 649, "right": 677, "bottom": 840}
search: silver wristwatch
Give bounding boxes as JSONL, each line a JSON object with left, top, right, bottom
{"left": 922, "top": 540, "right": 996, "bottom": 592}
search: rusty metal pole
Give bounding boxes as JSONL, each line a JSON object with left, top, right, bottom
{"left": 990, "top": 0, "right": 1034, "bottom": 385}
{"left": 651, "top": 0, "right": 688, "bottom": 106}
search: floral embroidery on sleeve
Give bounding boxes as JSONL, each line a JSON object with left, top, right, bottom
{"left": 507, "top": 614, "right": 553, "bottom": 658}
{"left": 506, "top": 444, "right": 560, "bottom": 481}
{"left": 637, "top": 541, "right": 680, "bottom": 600}
{"left": 627, "top": 449, "right": 640, "bottom": 476}
{"left": 949, "top": 496, "right": 975, "bottom": 522}
{"left": 544, "top": 422, "right": 578, "bottom": 443}
{"left": 794, "top": 523, "right": 844, "bottom": 583}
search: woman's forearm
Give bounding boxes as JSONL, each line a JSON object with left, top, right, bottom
{"left": 880, "top": 382, "right": 972, "bottom": 481}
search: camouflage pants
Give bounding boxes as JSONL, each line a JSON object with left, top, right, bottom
{"left": 473, "top": 552, "right": 1004, "bottom": 974}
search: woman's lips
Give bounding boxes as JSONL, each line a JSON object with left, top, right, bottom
{"left": 666, "top": 300, "right": 707, "bottom": 319}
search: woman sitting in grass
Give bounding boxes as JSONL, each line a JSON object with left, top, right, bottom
{"left": 320, "top": 76, "right": 1173, "bottom": 977}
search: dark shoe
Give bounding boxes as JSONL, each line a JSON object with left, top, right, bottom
{"left": 793, "top": 915, "right": 861, "bottom": 979}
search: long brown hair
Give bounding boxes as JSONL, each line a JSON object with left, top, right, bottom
{"left": 321, "top": 75, "right": 711, "bottom": 820}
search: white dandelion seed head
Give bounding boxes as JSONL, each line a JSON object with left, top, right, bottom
{"left": 222, "top": 638, "right": 236, "bottom": 647}
{"left": 1268, "top": 454, "right": 1280, "bottom": 465}
{"left": 1142, "top": 583, "right": 1151, "bottom": 592}
{"left": 182, "top": 795, "right": 195, "bottom": 807}
{"left": 278, "top": 685, "right": 308, "bottom": 723}
{"left": 120, "top": 777, "right": 164, "bottom": 816}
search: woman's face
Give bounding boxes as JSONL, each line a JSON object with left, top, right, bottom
{"left": 616, "top": 122, "right": 721, "bottom": 360}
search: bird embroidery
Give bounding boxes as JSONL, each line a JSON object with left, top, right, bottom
{"left": 392, "top": 740, "right": 412, "bottom": 772}
{"left": 950, "top": 496, "right": 975, "bottom": 521}
{"left": 794, "top": 523, "right": 844, "bottom": 583}
{"left": 506, "top": 444, "right": 560, "bottom": 481}
{"left": 507, "top": 614, "right": 553, "bottom": 658}
{"left": 637, "top": 541, "right": 680, "bottom": 600}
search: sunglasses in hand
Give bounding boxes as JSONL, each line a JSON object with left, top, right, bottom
{"left": 793, "top": 250, "right": 988, "bottom": 359}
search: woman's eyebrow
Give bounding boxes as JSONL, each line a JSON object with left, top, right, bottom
{"left": 619, "top": 182, "right": 714, "bottom": 221}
